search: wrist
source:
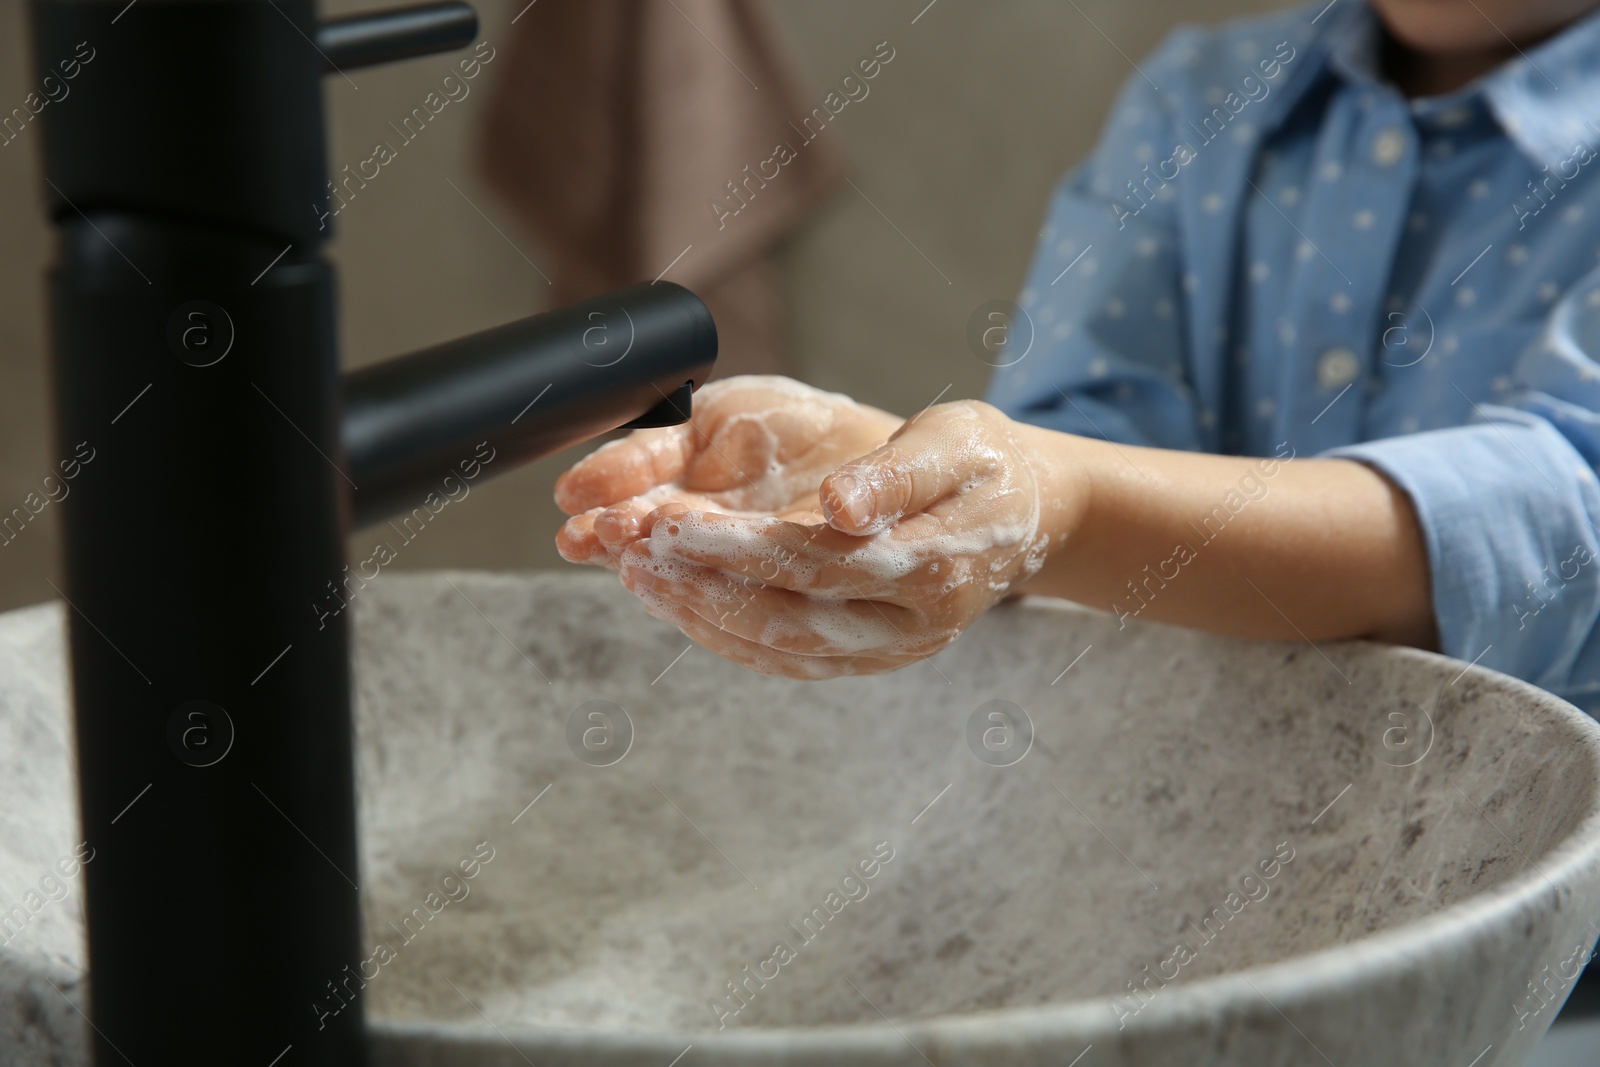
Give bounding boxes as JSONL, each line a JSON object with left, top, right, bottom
{"left": 1008, "top": 418, "right": 1100, "bottom": 596}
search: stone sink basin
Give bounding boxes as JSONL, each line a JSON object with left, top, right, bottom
{"left": 4, "top": 571, "right": 1600, "bottom": 1066}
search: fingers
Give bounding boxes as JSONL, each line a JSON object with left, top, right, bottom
{"left": 563, "top": 494, "right": 734, "bottom": 563}
{"left": 555, "top": 493, "right": 815, "bottom": 572}
{"left": 553, "top": 425, "right": 693, "bottom": 515}
{"left": 637, "top": 505, "right": 948, "bottom": 600}
{"left": 555, "top": 508, "right": 612, "bottom": 567}
{"left": 592, "top": 499, "right": 658, "bottom": 553}
{"left": 618, "top": 541, "right": 955, "bottom": 659}
{"left": 820, "top": 402, "right": 1004, "bottom": 535}
{"left": 555, "top": 494, "right": 744, "bottom": 569}
{"left": 619, "top": 565, "right": 896, "bottom": 679}
{"left": 554, "top": 374, "right": 909, "bottom": 519}
{"left": 555, "top": 498, "right": 662, "bottom": 569}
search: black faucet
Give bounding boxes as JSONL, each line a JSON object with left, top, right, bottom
{"left": 28, "top": 2, "right": 716, "bottom": 1063}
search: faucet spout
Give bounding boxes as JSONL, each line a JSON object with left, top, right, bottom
{"left": 340, "top": 281, "right": 717, "bottom": 528}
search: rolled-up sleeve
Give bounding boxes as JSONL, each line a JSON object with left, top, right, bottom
{"left": 1328, "top": 273, "right": 1600, "bottom": 706}
{"left": 985, "top": 31, "right": 1203, "bottom": 452}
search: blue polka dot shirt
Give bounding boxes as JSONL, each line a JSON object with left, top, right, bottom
{"left": 986, "top": 0, "right": 1600, "bottom": 711}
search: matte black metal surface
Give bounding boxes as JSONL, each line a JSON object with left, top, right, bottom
{"left": 31, "top": 0, "right": 366, "bottom": 1061}
{"left": 626, "top": 380, "right": 694, "bottom": 429}
{"left": 342, "top": 282, "right": 717, "bottom": 529}
{"left": 31, "top": 0, "right": 715, "bottom": 1061}
{"left": 48, "top": 216, "right": 367, "bottom": 1066}
{"left": 317, "top": 2, "right": 478, "bottom": 70}
{"left": 31, "top": 0, "right": 331, "bottom": 246}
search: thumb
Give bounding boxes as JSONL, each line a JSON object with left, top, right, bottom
{"left": 819, "top": 405, "right": 996, "bottom": 536}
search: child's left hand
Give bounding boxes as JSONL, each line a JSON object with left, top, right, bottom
{"left": 558, "top": 380, "right": 1077, "bottom": 678}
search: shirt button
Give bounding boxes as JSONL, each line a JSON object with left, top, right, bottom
{"left": 1371, "top": 127, "right": 1406, "bottom": 167}
{"left": 1317, "top": 347, "right": 1361, "bottom": 390}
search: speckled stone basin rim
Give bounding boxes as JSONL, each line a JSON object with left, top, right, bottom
{"left": 350, "top": 584, "right": 1600, "bottom": 1067}
{"left": 8, "top": 574, "right": 1600, "bottom": 1067}
{"left": 377, "top": 828, "right": 1600, "bottom": 1058}
{"left": 374, "top": 687, "right": 1600, "bottom": 1062}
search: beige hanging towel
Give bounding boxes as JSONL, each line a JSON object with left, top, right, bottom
{"left": 476, "top": 0, "right": 849, "bottom": 376}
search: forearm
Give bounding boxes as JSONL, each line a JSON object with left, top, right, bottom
{"left": 1014, "top": 423, "right": 1439, "bottom": 649}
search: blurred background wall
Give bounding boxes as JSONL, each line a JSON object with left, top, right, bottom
{"left": 0, "top": 0, "right": 1284, "bottom": 612}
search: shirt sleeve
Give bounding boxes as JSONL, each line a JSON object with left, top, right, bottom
{"left": 984, "top": 30, "right": 1204, "bottom": 452}
{"left": 1327, "top": 271, "right": 1600, "bottom": 706}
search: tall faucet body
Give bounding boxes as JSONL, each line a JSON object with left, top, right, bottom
{"left": 29, "top": 2, "right": 715, "bottom": 1063}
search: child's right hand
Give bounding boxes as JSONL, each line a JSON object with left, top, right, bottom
{"left": 554, "top": 376, "right": 903, "bottom": 569}
{"left": 556, "top": 376, "right": 1074, "bottom": 679}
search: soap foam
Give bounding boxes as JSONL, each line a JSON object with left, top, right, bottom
{"left": 617, "top": 395, "right": 1051, "bottom": 672}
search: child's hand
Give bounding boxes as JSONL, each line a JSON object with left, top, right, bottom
{"left": 573, "top": 398, "right": 1070, "bottom": 679}
{"left": 555, "top": 375, "right": 902, "bottom": 569}
{"left": 560, "top": 376, "right": 1441, "bottom": 671}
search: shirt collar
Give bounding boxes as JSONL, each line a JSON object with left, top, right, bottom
{"left": 1479, "top": 4, "right": 1600, "bottom": 170}
{"left": 1319, "top": 0, "right": 1384, "bottom": 90}
{"left": 1311, "top": 0, "right": 1600, "bottom": 170}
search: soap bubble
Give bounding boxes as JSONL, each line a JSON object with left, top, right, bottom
{"left": 966, "top": 300, "right": 1034, "bottom": 368}
{"left": 966, "top": 699, "right": 1033, "bottom": 767}
{"left": 566, "top": 699, "right": 634, "bottom": 767}
{"left": 166, "top": 699, "right": 234, "bottom": 767}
